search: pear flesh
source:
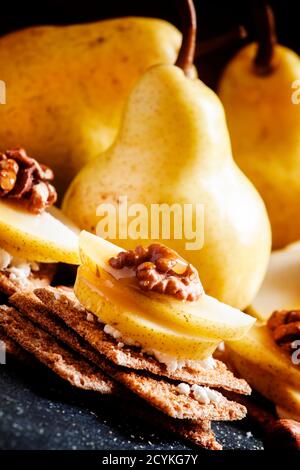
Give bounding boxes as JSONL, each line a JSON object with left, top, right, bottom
{"left": 0, "top": 200, "right": 79, "bottom": 264}
{"left": 63, "top": 64, "right": 271, "bottom": 309}
{"left": 74, "top": 231, "right": 255, "bottom": 359}
{"left": 0, "top": 18, "right": 181, "bottom": 193}
{"left": 219, "top": 43, "right": 300, "bottom": 249}
{"left": 227, "top": 325, "right": 300, "bottom": 417}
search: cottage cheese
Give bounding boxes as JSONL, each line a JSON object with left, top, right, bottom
{"left": 103, "top": 323, "right": 216, "bottom": 372}
{"left": 0, "top": 247, "right": 39, "bottom": 284}
{"left": 177, "top": 382, "right": 223, "bottom": 405}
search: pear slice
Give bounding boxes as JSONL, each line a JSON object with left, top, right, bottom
{"left": 251, "top": 242, "right": 300, "bottom": 321}
{"left": 78, "top": 231, "right": 255, "bottom": 341}
{"left": 75, "top": 265, "right": 219, "bottom": 359}
{"left": 229, "top": 351, "right": 300, "bottom": 416}
{"left": 227, "top": 325, "right": 300, "bottom": 389}
{"left": 0, "top": 200, "right": 79, "bottom": 264}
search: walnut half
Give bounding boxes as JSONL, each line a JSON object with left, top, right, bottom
{"left": 109, "top": 244, "right": 203, "bottom": 302}
{"left": 267, "top": 309, "right": 300, "bottom": 353}
{"left": 0, "top": 148, "right": 57, "bottom": 214}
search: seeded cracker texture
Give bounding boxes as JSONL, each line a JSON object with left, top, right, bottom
{"left": 0, "top": 305, "right": 117, "bottom": 394}
{"left": 34, "top": 287, "right": 250, "bottom": 395}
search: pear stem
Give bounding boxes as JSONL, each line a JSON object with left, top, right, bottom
{"left": 175, "top": 0, "right": 197, "bottom": 76}
{"left": 195, "top": 26, "right": 247, "bottom": 58}
{"left": 253, "top": 1, "right": 277, "bottom": 75}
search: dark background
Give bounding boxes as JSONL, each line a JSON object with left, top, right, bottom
{"left": 0, "top": 0, "right": 298, "bottom": 89}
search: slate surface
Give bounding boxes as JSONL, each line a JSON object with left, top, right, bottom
{"left": 0, "top": 359, "right": 264, "bottom": 451}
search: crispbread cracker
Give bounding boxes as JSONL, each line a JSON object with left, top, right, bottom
{"left": 0, "top": 305, "right": 117, "bottom": 395}
{"left": 10, "top": 292, "right": 105, "bottom": 368}
{"left": 0, "top": 263, "right": 56, "bottom": 296}
{"left": 9, "top": 292, "right": 247, "bottom": 421}
{"left": 121, "top": 394, "right": 222, "bottom": 450}
{"left": 102, "top": 361, "right": 247, "bottom": 421}
{"left": 34, "top": 287, "right": 250, "bottom": 395}
{"left": 1, "top": 307, "right": 221, "bottom": 451}
{"left": 0, "top": 324, "right": 34, "bottom": 364}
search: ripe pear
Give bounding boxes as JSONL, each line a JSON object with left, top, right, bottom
{"left": 63, "top": 2, "right": 271, "bottom": 309}
{"left": 0, "top": 18, "right": 181, "bottom": 194}
{"left": 219, "top": 42, "right": 300, "bottom": 249}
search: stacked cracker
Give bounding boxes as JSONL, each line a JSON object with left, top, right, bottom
{"left": 0, "top": 281, "right": 251, "bottom": 450}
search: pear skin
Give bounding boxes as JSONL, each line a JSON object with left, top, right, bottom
{"left": 0, "top": 18, "right": 181, "bottom": 194}
{"left": 229, "top": 352, "right": 300, "bottom": 417}
{"left": 63, "top": 64, "right": 271, "bottom": 309}
{"left": 219, "top": 43, "right": 300, "bottom": 249}
{"left": 227, "top": 324, "right": 300, "bottom": 416}
{"left": 0, "top": 200, "right": 79, "bottom": 264}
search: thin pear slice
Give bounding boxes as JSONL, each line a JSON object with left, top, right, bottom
{"left": 252, "top": 242, "right": 300, "bottom": 321}
{"left": 227, "top": 325, "right": 300, "bottom": 389}
{"left": 78, "top": 231, "right": 255, "bottom": 340}
{"left": 0, "top": 200, "right": 80, "bottom": 264}
{"left": 75, "top": 266, "right": 219, "bottom": 359}
{"left": 229, "top": 352, "right": 300, "bottom": 416}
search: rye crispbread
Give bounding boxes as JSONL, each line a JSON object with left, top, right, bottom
{"left": 34, "top": 286, "right": 250, "bottom": 395}
{"left": 0, "top": 308, "right": 221, "bottom": 451}
{"left": 0, "top": 305, "right": 117, "bottom": 395}
{"left": 0, "top": 263, "right": 56, "bottom": 296}
{"left": 0, "top": 324, "right": 33, "bottom": 363}
{"left": 7, "top": 291, "right": 247, "bottom": 422}
{"left": 121, "top": 394, "right": 222, "bottom": 450}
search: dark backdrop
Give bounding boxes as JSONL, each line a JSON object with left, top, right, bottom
{"left": 0, "top": 0, "right": 298, "bottom": 88}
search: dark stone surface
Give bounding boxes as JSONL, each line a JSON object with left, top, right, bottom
{"left": 0, "top": 359, "right": 264, "bottom": 450}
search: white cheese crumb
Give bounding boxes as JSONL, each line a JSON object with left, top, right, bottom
{"left": 103, "top": 323, "right": 216, "bottom": 372}
{"left": 117, "top": 342, "right": 124, "bottom": 348}
{"left": 190, "top": 384, "right": 223, "bottom": 405}
{"left": 0, "top": 248, "right": 41, "bottom": 285}
{"left": 103, "top": 324, "right": 139, "bottom": 347}
{"left": 86, "top": 313, "right": 94, "bottom": 322}
{"left": 191, "top": 384, "right": 210, "bottom": 404}
{"left": 177, "top": 383, "right": 191, "bottom": 395}
{"left": 104, "top": 324, "right": 122, "bottom": 340}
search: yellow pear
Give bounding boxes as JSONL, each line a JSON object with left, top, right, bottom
{"left": 63, "top": 0, "right": 271, "bottom": 309}
{"left": 251, "top": 241, "right": 300, "bottom": 321}
{"left": 0, "top": 17, "right": 181, "bottom": 194}
{"left": 219, "top": 6, "right": 300, "bottom": 248}
{"left": 227, "top": 325, "right": 300, "bottom": 416}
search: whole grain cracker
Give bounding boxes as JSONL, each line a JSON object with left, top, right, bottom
{"left": 34, "top": 287, "right": 250, "bottom": 395}
{"left": 7, "top": 294, "right": 247, "bottom": 422}
{"left": 0, "top": 305, "right": 117, "bottom": 395}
